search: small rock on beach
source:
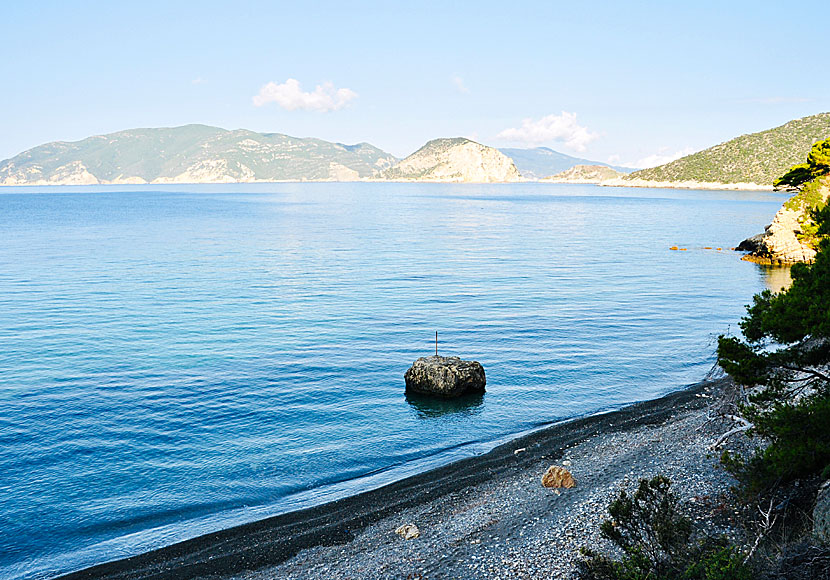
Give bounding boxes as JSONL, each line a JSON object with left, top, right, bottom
{"left": 542, "top": 465, "right": 576, "bottom": 489}
{"left": 395, "top": 523, "right": 420, "bottom": 540}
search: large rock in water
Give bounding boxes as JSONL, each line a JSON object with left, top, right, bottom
{"left": 404, "top": 356, "right": 486, "bottom": 398}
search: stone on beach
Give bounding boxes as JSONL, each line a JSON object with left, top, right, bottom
{"left": 404, "top": 356, "right": 486, "bottom": 398}
{"left": 541, "top": 465, "right": 576, "bottom": 489}
{"left": 395, "top": 523, "right": 420, "bottom": 540}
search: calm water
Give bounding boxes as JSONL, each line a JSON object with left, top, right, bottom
{"left": 0, "top": 183, "right": 786, "bottom": 578}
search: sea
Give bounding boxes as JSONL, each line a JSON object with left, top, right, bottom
{"left": 0, "top": 182, "right": 789, "bottom": 578}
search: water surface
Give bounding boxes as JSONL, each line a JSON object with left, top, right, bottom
{"left": 0, "top": 183, "right": 786, "bottom": 578}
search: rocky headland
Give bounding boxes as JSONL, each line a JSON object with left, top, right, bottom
{"left": 738, "top": 175, "right": 829, "bottom": 264}
{"left": 381, "top": 138, "right": 521, "bottom": 183}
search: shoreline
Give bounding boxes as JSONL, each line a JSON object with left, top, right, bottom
{"left": 1, "top": 179, "right": 773, "bottom": 191}
{"left": 57, "top": 377, "right": 737, "bottom": 580}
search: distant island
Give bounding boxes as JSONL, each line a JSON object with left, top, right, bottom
{"left": 497, "top": 147, "right": 630, "bottom": 179}
{"left": 0, "top": 125, "right": 397, "bottom": 185}
{"left": 541, "top": 164, "right": 624, "bottom": 184}
{"left": 1, "top": 113, "right": 829, "bottom": 187}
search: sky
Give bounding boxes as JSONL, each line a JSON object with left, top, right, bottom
{"left": 2, "top": 0, "right": 828, "bottom": 167}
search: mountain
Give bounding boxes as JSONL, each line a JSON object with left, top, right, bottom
{"left": 382, "top": 138, "right": 520, "bottom": 182}
{"left": 625, "top": 113, "right": 830, "bottom": 187}
{"left": 542, "top": 164, "right": 623, "bottom": 184}
{"left": 0, "top": 125, "right": 398, "bottom": 185}
{"left": 498, "top": 147, "right": 632, "bottom": 179}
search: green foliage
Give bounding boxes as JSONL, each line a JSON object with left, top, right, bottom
{"left": 600, "top": 476, "right": 692, "bottom": 565}
{"left": 577, "top": 477, "right": 752, "bottom": 580}
{"left": 716, "top": 207, "right": 830, "bottom": 494}
{"left": 808, "top": 138, "right": 830, "bottom": 171}
{"left": 774, "top": 163, "right": 813, "bottom": 190}
{"left": 627, "top": 112, "right": 830, "bottom": 185}
{"left": 775, "top": 138, "right": 830, "bottom": 190}
{"left": 682, "top": 545, "right": 753, "bottom": 580}
{"left": 783, "top": 180, "right": 830, "bottom": 244}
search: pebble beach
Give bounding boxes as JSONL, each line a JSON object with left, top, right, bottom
{"left": 61, "top": 377, "right": 751, "bottom": 580}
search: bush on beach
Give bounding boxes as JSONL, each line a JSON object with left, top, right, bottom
{"left": 576, "top": 476, "right": 752, "bottom": 580}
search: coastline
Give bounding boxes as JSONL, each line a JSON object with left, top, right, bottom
{"left": 598, "top": 177, "right": 773, "bottom": 191}
{"left": 1, "top": 178, "right": 772, "bottom": 190}
{"left": 57, "top": 377, "right": 742, "bottom": 580}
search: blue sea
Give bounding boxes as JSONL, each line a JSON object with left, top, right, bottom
{"left": 0, "top": 183, "right": 788, "bottom": 578}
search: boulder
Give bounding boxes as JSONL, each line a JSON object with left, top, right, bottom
{"left": 542, "top": 465, "right": 576, "bottom": 489}
{"left": 404, "top": 356, "right": 486, "bottom": 398}
{"left": 395, "top": 523, "right": 420, "bottom": 540}
{"left": 736, "top": 233, "right": 766, "bottom": 253}
{"left": 814, "top": 480, "right": 830, "bottom": 543}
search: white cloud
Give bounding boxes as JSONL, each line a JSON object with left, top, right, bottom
{"left": 632, "top": 147, "right": 696, "bottom": 169}
{"left": 496, "top": 112, "right": 598, "bottom": 151}
{"left": 191, "top": 77, "right": 207, "bottom": 85}
{"left": 607, "top": 154, "right": 621, "bottom": 164}
{"left": 452, "top": 76, "right": 469, "bottom": 94}
{"left": 253, "top": 78, "right": 358, "bottom": 112}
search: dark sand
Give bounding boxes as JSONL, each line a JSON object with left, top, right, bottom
{"left": 58, "top": 378, "right": 742, "bottom": 580}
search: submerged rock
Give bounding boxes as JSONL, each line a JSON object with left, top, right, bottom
{"left": 404, "top": 356, "right": 486, "bottom": 398}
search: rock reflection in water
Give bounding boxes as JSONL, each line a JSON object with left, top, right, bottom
{"left": 758, "top": 264, "right": 793, "bottom": 293}
{"left": 405, "top": 391, "right": 485, "bottom": 419}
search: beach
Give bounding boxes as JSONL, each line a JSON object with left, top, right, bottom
{"left": 58, "top": 376, "right": 747, "bottom": 580}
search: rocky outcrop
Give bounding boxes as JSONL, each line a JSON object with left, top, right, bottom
{"left": 382, "top": 138, "right": 521, "bottom": 183}
{"left": 404, "top": 356, "right": 486, "bottom": 398}
{"left": 738, "top": 180, "right": 829, "bottom": 264}
{"left": 814, "top": 480, "right": 830, "bottom": 542}
{"left": 542, "top": 164, "right": 622, "bottom": 184}
{"left": 737, "top": 207, "right": 817, "bottom": 264}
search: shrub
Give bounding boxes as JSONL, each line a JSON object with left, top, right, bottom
{"left": 577, "top": 476, "right": 752, "bottom": 580}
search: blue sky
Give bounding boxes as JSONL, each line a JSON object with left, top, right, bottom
{"left": 3, "top": 1, "right": 828, "bottom": 166}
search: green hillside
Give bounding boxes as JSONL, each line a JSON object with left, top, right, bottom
{"left": 627, "top": 113, "right": 830, "bottom": 185}
{"left": 0, "top": 125, "right": 397, "bottom": 184}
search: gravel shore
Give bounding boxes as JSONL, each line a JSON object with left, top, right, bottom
{"left": 60, "top": 378, "right": 749, "bottom": 580}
